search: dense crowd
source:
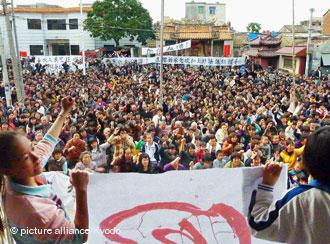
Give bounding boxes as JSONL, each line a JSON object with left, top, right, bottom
{"left": 0, "top": 59, "right": 329, "bottom": 186}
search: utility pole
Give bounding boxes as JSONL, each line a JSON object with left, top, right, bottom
{"left": 1, "top": 0, "right": 24, "bottom": 100}
{"left": 291, "top": 0, "right": 296, "bottom": 85}
{"left": 80, "top": 0, "right": 86, "bottom": 75}
{"left": 158, "top": 0, "right": 164, "bottom": 107}
{"left": 305, "top": 8, "right": 314, "bottom": 77}
{"left": 10, "top": 0, "right": 23, "bottom": 84}
{"left": 0, "top": 25, "right": 12, "bottom": 107}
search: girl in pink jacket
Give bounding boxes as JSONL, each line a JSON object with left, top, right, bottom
{"left": 0, "top": 97, "right": 89, "bottom": 243}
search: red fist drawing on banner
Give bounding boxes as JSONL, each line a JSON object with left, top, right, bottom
{"left": 100, "top": 202, "right": 251, "bottom": 244}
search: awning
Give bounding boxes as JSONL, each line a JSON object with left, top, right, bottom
{"left": 321, "top": 54, "right": 330, "bottom": 66}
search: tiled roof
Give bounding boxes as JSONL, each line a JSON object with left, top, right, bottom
{"left": 280, "top": 25, "right": 308, "bottom": 33}
{"left": 258, "top": 50, "right": 279, "bottom": 57}
{"left": 276, "top": 46, "right": 307, "bottom": 56}
{"left": 162, "top": 24, "right": 233, "bottom": 40}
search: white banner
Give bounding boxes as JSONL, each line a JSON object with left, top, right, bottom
{"left": 43, "top": 172, "right": 76, "bottom": 218}
{"left": 31, "top": 56, "right": 83, "bottom": 74}
{"left": 103, "top": 57, "right": 152, "bottom": 66}
{"left": 156, "top": 56, "right": 246, "bottom": 66}
{"left": 87, "top": 167, "right": 287, "bottom": 243}
{"left": 142, "top": 40, "right": 191, "bottom": 56}
{"left": 33, "top": 55, "right": 82, "bottom": 65}
{"left": 105, "top": 56, "right": 246, "bottom": 67}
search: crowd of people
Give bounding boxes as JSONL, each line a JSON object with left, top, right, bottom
{"left": 0, "top": 59, "right": 329, "bottom": 185}
{"left": 0, "top": 56, "right": 330, "bottom": 243}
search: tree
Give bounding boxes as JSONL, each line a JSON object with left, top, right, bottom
{"left": 84, "top": 0, "right": 155, "bottom": 46}
{"left": 246, "top": 22, "right": 261, "bottom": 33}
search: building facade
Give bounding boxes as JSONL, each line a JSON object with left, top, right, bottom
{"left": 0, "top": 4, "right": 142, "bottom": 57}
{"left": 162, "top": 22, "right": 233, "bottom": 57}
{"left": 300, "top": 17, "right": 322, "bottom": 34}
{"left": 243, "top": 31, "right": 281, "bottom": 69}
{"left": 185, "top": 1, "right": 226, "bottom": 25}
{"left": 311, "top": 41, "right": 330, "bottom": 75}
{"left": 323, "top": 9, "right": 330, "bottom": 36}
{"left": 276, "top": 46, "right": 306, "bottom": 75}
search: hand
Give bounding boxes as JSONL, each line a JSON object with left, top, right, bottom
{"left": 172, "top": 157, "right": 180, "bottom": 164}
{"left": 70, "top": 169, "right": 89, "bottom": 191}
{"left": 61, "top": 96, "right": 74, "bottom": 115}
{"left": 114, "top": 127, "right": 120, "bottom": 135}
{"left": 69, "top": 145, "right": 76, "bottom": 151}
{"left": 262, "top": 161, "right": 283, "bottom": 186}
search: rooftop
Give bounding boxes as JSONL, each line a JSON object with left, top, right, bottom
{"left": 276, "top": 46, "right": 307, "bottom": 56}
{"left": 279, "top": 25, "right": 308, "bottom": 33}
{"left": 12, "top": 3, "right": 92, "bottom": 13}
{"left": 185, "top": 1, "right": 225, "bottom": 5}
{"left": 14, "top": 6, "right": 92, "bottom": 14}
{"left": 17, "top": 3, "right": 61, "bottom": 8}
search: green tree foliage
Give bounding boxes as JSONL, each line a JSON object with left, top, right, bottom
{"left": 246, "top": 22, "right": 261, "bottom": 33}
{"left": 84, "top": 0, "right": 155, "bottom": 45}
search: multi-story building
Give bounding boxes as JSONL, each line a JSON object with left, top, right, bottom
{"left": 155, "top": 1, "right": 231, "bottom": 57}
{"left": 0, "top": 3, "right": 142, "bottom": 57}
{"left": 300, "top": 17, "right": 322, "bottom": 34}
{"left": 185, "top": 1, "right": 226, "bottom": 25}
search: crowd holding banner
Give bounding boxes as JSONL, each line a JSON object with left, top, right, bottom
{"left": 29, "top": 55, "right": 84, "bottom": 75}
{"left": 104, "top": 56, "right": 246, "bottom": 67}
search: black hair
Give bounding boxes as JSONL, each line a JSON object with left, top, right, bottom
{"left": 303, "top": 126, "right": 330, "bottom": 184}
{"left": 187, "top": 143, "right": 196, "bottom": 150}
{"left": 137, "top": 153, "right": 151, "bottom": 173}
{"left": 0, "top": 131, "right": 21, "bottom": 169}
{"left": 216, "top": 149, "right": 223, "bottom": 156}
{"left": 231, "top": 152, "right": 242, "bottom": 159}
{"left": 0, "top": 131, "right": 21, "bottom": 238}
{"left": 87, "top": 137, "right": 99, "bottom": 151}
{"left": 202, "top": 153, "right": 212, "bottom": 163}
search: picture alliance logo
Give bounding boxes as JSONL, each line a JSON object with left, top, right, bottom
{"left": 9, "top": 226, "right": 120, "bottom": 236}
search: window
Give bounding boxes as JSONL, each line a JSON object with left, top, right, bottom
{"left": 30, "top": 45, "right": 43, "bottom": 55}
{"left": 69, "top": 19, "right": 78, "bottom": 29}
{"left": 104, "top": 45, "right": 115, "bottom": 50}
{"left": 70, "top": 45, "right": 80, "bottom": 55}
{"left": 47, "top": 19, "right": 66, "bottom": 30}
{"left": 209, "top": 6, "right": 216, "bottom": 15}
{"left": 283, "top": 57, "right": 296, "bottom": 69}
{"left": 27, "top": 19, "right": 42, "bottom": 29}
{"left": 198, "top": 6, "right": 205, "bottom": 14}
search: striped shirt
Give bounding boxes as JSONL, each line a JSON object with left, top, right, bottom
{"left": 249, "top": 180, "right": 330, "bottom": 244}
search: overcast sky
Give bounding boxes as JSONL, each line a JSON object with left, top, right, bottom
{"left": 16, "top": 0, "right": 329, "bottom": 31}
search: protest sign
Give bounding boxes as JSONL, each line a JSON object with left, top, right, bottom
{"left": 142, "top": 40, "right": 191, "bottom": 56}
{"left": 86, "top": 167, "right": 287, "bottom": 243}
